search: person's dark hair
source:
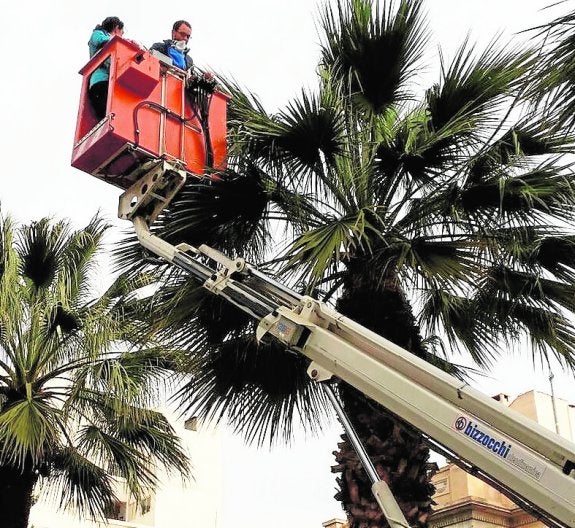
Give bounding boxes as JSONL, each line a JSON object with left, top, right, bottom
{"left": 96, "top": 16, "right": 124, "bottom": 33}
{"left": 172, "top": 20, "right": 191, "bottom": 32}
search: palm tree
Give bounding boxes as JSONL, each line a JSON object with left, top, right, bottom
{"left": 117, "top": 1, "right": 575, "bottom": 526}
{"left": 0, "top": 212, "right": 189, "bottom": 528}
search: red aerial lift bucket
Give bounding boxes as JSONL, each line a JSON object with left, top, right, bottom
{"left": 71, "top": 36, "right": 229, "bottom": 190}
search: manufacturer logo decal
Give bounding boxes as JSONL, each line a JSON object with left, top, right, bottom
{"left": 452, "top": 415, "right": 545, "bottom": 480}
{"left": 453, "top": 416, "right": 511, "bottom": 459}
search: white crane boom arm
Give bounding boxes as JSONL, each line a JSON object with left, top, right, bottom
{"left": 126, "top": 175, "right": 575, "bottom": 528}
{"left": 259, "top": 300, "right": 575, "bottom": 528}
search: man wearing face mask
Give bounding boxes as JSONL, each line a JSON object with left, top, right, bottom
{"left": 150, "top": 20, "right": 194, "bottom": 71}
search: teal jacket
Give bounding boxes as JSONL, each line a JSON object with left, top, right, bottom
{"left": 88, "top": 29, "right": 112, "bottom": 88}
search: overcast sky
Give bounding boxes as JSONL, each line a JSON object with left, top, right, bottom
{"left": 1, "top": 1, "right": 574, "bottom": 528}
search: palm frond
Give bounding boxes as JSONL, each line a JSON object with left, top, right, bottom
{"left": 427, "top": 38, "right": 533, "bottom": 134}
{"left": 77, "top": 425, "right": 157, "bottom": 499}
{"left": 274, "top": 88, "right": 347, "bottom": 177}
{"left": 163, "top": 166, "right": 271, "bottom": 258}
{"left": 58, "top": 214, "right": 110, "bottom": 306}
{"left": 282, "top": 209, "right": 382, "bottom": 286}
{"left": 480, "top": 264, "right": 575, "bottom": 314}
{"left": 46, "top": 447, "right": 116, "bottom": 521}
{"left": 469, "top": 119, "right": 575, "bottom": 180}
{"left": 534, "top": 234, "right": 575, "bottom": 283}
{"left": 524, "top": 7, "right": 575, "bottom": 130}
{"left": 458, "top": 162, "right": 575, "bottom": 223}
{"left": 420, "top": 289, "right": 501, "bottom": 367}
{"left": 320, "top": 0, "right": 429, "bottom": 113}
{"left": 400, "top": 237, "right": 480, "bottom": 288}
{"left": 105, "top": 409, "right": 189, "bottom": 478}
{"left": 16, "top": 218, "right": 71, "bottom": 292}
{"left": 472, "top": 293, "right": 575, "bottom": 370}
{"left": 176, "top": 336, "right": 332, "bottom": 446}
{"left": 375, "top": 106, "right": 463, "bottom": 190}
{"left": 0, "top": 399, "right": 60, "bottom": 466}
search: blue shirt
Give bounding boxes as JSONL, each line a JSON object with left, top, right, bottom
{"left": 167, "top": 46, "right": 186, "bottom": 69}
{"left": 88, "top": 29, "right": 112, "bottom": 88}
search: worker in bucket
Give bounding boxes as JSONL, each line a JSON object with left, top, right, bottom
{"left": 150, "top": 20, "right": 194, "bottom": 71}
{"left": 87, "top": 16, "right": 125, "bottom": 120}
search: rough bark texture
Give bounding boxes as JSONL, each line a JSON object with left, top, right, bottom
{"left": 333, "top": 385, "right": 436, "bottom": 528}
{"left": 0, "top": 463, "right": 38, "bottom": 528}
{"left": 332, "top": 262, "right": 437, "bottom": 528}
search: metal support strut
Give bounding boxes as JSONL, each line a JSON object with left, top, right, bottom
{"left": 319, "top": 378, "right": 411, "bottom": 528}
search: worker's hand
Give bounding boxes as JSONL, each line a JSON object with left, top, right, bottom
{"left": 186, "top": 71, "right": 217, "bottom": 92}
{"left": 201, "top": 72, "right": 217, "bottom": 90}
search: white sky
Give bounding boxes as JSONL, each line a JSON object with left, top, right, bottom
{"left": 1, "top": 1, "right": 574, "bottom": 528}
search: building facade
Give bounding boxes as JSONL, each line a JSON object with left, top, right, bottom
{"left": 28, "top": 412, "right": 223, "bottom": 528}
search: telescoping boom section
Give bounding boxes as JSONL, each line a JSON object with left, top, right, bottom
{"left": 71, "top": 39, "right": 575, "bottom": 528}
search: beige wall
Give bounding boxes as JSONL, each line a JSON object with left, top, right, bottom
{"left": 511, "top": 391, "right": 574, "bottom": 441}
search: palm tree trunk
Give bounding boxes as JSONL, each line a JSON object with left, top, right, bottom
{"left": 0, "top": 463, "right": 38, "bottom": 528}
{"left": 332, "top": 268, "right": 437, "bottom": 528}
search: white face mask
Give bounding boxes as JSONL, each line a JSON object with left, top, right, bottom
{"left": 173, "top": 40, "right": 187, "bottom": 52}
